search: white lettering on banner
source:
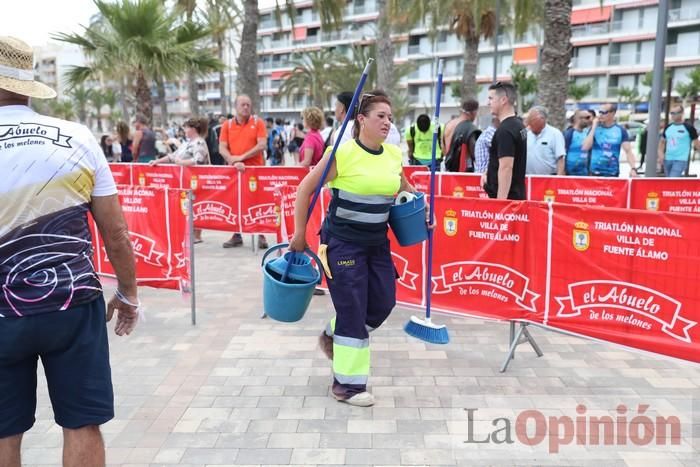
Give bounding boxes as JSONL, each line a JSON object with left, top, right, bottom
{"left": 391, "top": 252, "right": 419, "bottom": 291}
{"left": 192, "top": 201, "right": 237, "bottom": 225}
{"left": 594, "top": 222, "right": 683, "bottom": 238}
{"left": 558, "top": 188, "right": 614, "bottom": 197}
{"left": 555, "top": 280, "right": 696, "bottom": 343}
{"left": 0, "top": 123, "right": 72, "bottom": 148}
{"left": 243, "top": 203, "right": 278, "bottom": 225}
{"left": 469, "top": 231, "right": 520, "bottom": 242}
{"left": 432, "top": 261, "right": 539, "bottom": 312}
{"left": 103, "top": 232, "right": 165, "bottom": 267}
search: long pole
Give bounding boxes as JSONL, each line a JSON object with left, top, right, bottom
{"left": 425, "top": 60, "right": 444, "bottom": 322}
{"left": 189, "top": 190, "right": 196, "bottom": 325}
{"left": 493, "top": 0, "right": 500, "bottom": 83}
{"left": 645, "top": 0, "right": 669, "bottom": 177}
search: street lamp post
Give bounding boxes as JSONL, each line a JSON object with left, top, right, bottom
{"left": 645, "top": 0, "right": 669, "bottom": 177}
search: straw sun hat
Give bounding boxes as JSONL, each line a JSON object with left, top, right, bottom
{"left": 0, "top": 36, "right": 56, "bottom": 99}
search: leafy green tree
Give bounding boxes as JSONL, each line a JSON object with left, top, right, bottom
{"left": 536, "top": 0, "right": 573, "bottom": 130}
{"left": 278, "top": 50, "right": 335, "bottom": 109}
{"left": 510, "top": 65, "right": 537, "bottom": 115}
{"left": 54, "top": 0, "right": 221, "bottom": 124}
{"left": 68, "top": 86, "right": 90, "bottom": 124}
{"left": 89, "top": 88, "right": 105, "bottom": 132}
{"left": 568, "top": 81, "right": 592, "bottom": 106}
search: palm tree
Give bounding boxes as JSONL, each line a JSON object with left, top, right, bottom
{"left": 203, "top": 0, "right": 242, "bottom": 115}
{"left": 568, "top": 81, "right": 592, "bottom": 107}
{"left": 324, "top": 43, "right": 415, "bottom": 98}
{"left": 510, "top": 65, "right": 538, "bottom": 115}
{"left": 675, "top": 66, "right": 700, "bottom": 123}
{"left": 617, "top": 86, "right": 641, "bottom": 115}
{"left": 536, "top": 0, "right": 573, "bottom": 129}
{"left": 175, "top": 0, "right": 200, "bottom": 116}
{"left": 278, "top": 50, "right": 335, "bottom": 109}
{"left": 237, "top": 0, "right": 260, "bottom": 112}
{"left": 103, "top": 87, "right": 119, "bottom": 129}
{"left": 238, "top": 0, "right": 348, "bottom": 114}
{"left": 89, "top": 88, "right": 105, "bottom": 132}
{"left": 54, "top": 0, "right": 221, "bottom": 124}
{"left": 69, "top": 86, "right": 90, "bottom": 124}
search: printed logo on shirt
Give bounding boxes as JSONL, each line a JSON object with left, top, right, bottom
{"left": 0, "top": 122, "right": 72, "bottom": 148}
{"left": 336, "top": 259, "right": 356, "bottom": 267}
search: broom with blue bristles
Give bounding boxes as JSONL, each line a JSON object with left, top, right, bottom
{"left": 404, "top": 59, "right": 449, "bottom": 345}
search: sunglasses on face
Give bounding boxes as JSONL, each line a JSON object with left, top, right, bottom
{"left": 670, "top": 111, "right": 682, "bottom": 115}
{"left": 598, "top": 110, "right": 611, "bottom": 115}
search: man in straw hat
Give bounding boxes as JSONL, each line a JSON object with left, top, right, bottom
{"left": 0, "top": 36, "right": 139, "bottom": 467}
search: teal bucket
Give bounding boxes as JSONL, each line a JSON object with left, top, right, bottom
{"left": 389, "top": 192, "right": 428, "bottom": 247}
{"left": 261, "top": 243, "right": 322, "bottom": 323}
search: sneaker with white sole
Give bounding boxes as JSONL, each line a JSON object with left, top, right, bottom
{"left": 334, "top": 391, "right": 375, "bottom": 407}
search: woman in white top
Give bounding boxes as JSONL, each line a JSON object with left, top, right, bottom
{"left": 150, "top": 117, "right": 210, "bottom": 242}
{"left": 150, "top": 117, "right": 210, "bottom": 166}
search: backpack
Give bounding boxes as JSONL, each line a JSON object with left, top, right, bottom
{"left": 444, "top": 120, "right": 480, "bottom": 172}
{"left": 269, "top": 127, "right": 286, "bottom": 161}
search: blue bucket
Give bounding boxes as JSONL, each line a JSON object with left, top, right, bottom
{"left": 389, "top": 192, "right": 428, "bottom": 247}
{"left": 261, "top": 243, "right": 322, "bottom": 323}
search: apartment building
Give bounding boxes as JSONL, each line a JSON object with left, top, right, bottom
{"left": 257, "top": 0, "right": 700, "bottom": 125}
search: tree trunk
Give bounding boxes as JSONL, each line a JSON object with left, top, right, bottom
{"left": 188, "top": 71, "right": 200, "bottom": 116}
{"left": 236, "top": 0, "right": 260, "bottom": 112}
{"left": 120, "top": 77, "right": 130, "bottom": 123}
{"left": 375, "top": 0, "right": 395, "bottom": 93}
{"left": 536, "top": 0, "right": 572, "bottom": 130}
{"left": 156, "top": 75, "right": 168, "bottom": 127}
{"left": 96, "top": 111, "right": 103, "bottom": 133}
{"left": 135, "top": 69, "right": 153, "bottom": 125}
{"left": 461, "top": 35, "right": 479, "bottom": 100}
{"left": 217, "top": 36, "right": 228, "bottom": 115}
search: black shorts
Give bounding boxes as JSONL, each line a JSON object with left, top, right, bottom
{"left": 0, "top": 297, "right": 114, "bottom": 437}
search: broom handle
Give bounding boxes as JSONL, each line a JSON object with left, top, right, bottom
{"left": 283, "top": 59, "right": 374, "bottom": 282}
{"left": 425, "top": 60, "right": 444, "bottom": 320}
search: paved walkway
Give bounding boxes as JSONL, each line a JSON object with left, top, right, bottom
{"left": 22, "top": 231, "right": 699, "bottom": 466}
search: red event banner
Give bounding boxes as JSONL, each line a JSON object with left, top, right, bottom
{"left": 108, "top": 163, "right": 132, "bottom": 185}
{"left": 529, "top": 175, "right": 629, "bottom": 208}
{"left": 131, "top": 164, "right": 183, "bottom": 189}
{"left": 92, "top": 185, "right": 191, "bottom": 290}
{"left": 629, "top": 177, "right": 700, "bottom": 214}
{"left": 391, "top": 234, "right": 425, "bottom": 307}
{"left": 240, "top": 167, "right": 308, "bottom": 233}
{"left": 545, "top": 203, "right": 700, "bottom": 362}
{"left": 428, "top": 197, "right": 547, "bottom": 322}
{"left": 183, "top": 166, "right": 239, "bottom": 231}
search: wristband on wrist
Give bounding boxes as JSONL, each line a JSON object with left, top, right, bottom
{"left": 115, "top": 289, "right": 140, "bottom": 308}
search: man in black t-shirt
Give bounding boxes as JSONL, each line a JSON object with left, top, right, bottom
{"left": 482, "top": 82, "right": 527, "bottom": 200}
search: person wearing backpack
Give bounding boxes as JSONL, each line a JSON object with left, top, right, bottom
{"left": 406, "top": 114, "right": 443, "bottom": 166}
{"left": 443, "top": 99, "right": 481, "bottom": 172}
{"left": 659, "top": 104, "right": 700, "bottom": 177}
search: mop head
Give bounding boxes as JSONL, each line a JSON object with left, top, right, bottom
{"left": 404, "top": 315, "right": 449, "bottom": 344}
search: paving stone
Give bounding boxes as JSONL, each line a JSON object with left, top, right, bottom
{"left": 20, "top": 230, "right": 700, "bottom": 466}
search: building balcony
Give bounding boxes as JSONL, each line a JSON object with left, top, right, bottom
{"left": 608, "top": 52, "right": 642, "bottom": 66}
{"left": 666, "top": 43, "right": 700, "bottom": 58}
{"left": 669, "top": 7, "right": 700, "bottom": 24}
{"left": 570, "top": 55, "right": 605, "bottom": 68}
{"left": 571, "top": 22, "right": 610, "bottom": 38}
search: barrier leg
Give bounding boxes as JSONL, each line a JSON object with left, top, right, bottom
{"left": 188, "top": 191, "right": 196, "bottom": 326}
{"left": 500, "top": 323, "right": 543, "bottom": 373}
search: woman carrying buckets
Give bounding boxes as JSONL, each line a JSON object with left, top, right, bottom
{"left": 290, "top": 91, "right": 417, "bottom": 407}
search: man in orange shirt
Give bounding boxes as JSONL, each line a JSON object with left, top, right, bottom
{"left": 219, "top": 94, "right": 268, "bottom": 248}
